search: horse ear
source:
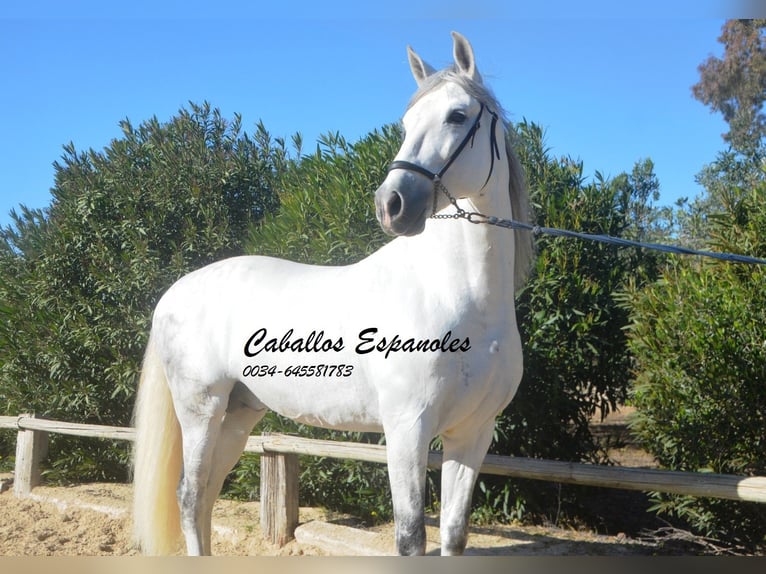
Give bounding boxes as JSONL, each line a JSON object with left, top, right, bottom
{"left": 408, "top": 45, "right": 435, "bottom": 87}
{"left": 451, "top": 31, "right": 481, "bottom": 83}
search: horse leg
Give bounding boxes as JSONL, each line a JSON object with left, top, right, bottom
{"left": 383, "top": 421, "right": 430, "bottom": 555}
{"left": 173, "top": 382, "right": 266, "bottom": 556}
{"left": 172, "top": 386, "right": 230, "bottom": 556}
{"left": 438, "top": 416, "right": 496, "bottom": 555}
{"left": 198, "top": 387, "right": 266, "bottom": 548}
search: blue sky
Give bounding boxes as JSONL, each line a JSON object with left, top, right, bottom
{"left": 0, "top": 2, "right": 758, "bottom": 229}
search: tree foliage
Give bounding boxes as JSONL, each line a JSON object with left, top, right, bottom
{"left": 0, "top": 103, "right": 280, "bottom": 480}
{"left": 692, "top": 19, "right": 766, "bottom": 155}
{"left": 506, "top": 121, "right": 639, "bottom": 459}
{"left": 626, "top": 174, "right": 766, "bottom": 549}
{"left": 627, "top": 124, "right": 766, "bottom": 551}
{"left": 247, "top": 126, "right": 399, "bottom": 264}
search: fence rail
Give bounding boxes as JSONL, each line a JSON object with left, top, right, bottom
{"left": 2, "top": 414, "right": 765, "bottom": 546}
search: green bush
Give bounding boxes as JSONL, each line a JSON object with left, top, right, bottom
{"left": 0, "top": 103, "right": 281, "bottom": 481}
{"left": 629, "top": 21, "right": 766, "bottom": 543}
{"left": 247, "top": 126, "right": 398, "bottom": 264}
{"left": 474, "top": 122, "right": 661, "bottom": 524}
{"left": 627, "top": 174, "right": 766, "bottom": 550}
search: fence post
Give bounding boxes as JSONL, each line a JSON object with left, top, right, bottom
{"left": 14, "top": 414, "right": 48, "bottom": 498}
{"left": 260, "top": 435, "right": 299, "bottom": 546}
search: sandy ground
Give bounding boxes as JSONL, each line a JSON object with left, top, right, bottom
{"left": 0, "top": 407, "right": 670, "bottom": 556}
{"left": 0, "top": 478, "right": 659, "bottom": 556}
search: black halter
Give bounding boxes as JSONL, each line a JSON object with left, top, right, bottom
{"left": 387, "top": 103, "right": 501, "bottom": 215}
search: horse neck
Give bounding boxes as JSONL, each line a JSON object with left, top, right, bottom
{"left": 414, "top": 164, "right": 516, "bottom": 312}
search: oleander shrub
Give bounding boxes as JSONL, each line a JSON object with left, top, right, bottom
{"left": 0, "top": 103, "right": 281, "bottom": 481}
{"left": 627, "top": 173, "right": 766, "bottom": 550}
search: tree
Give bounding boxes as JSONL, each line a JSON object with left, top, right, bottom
{"left": 692, "top": 19, "right": 766, "bottom": 155}
{"left": 0, "top": 103, "right": 281, "bottom": 481}
{"left": 681, "top": 20, "right": 766, "bottom": 254}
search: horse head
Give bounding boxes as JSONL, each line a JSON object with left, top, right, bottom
{"left": 375, "top": 31, "right": 505, "bottom": 237}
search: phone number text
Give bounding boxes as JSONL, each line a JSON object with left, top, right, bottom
{"left": 242, "top": 364, "right": 354, "bottom": 378}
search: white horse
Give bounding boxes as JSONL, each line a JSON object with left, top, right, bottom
{"left": 132, "top": 31, "right": 533, "bottom": 556}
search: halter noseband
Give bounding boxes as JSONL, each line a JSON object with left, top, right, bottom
{"left": 387, "top": 103, "right": 501, "bottom": 216}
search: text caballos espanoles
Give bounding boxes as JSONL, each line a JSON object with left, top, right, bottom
{"left": 243, "top": 327, "right": 471, "bottom": 360}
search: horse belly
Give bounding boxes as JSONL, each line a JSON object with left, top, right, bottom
{"left": 243, "top": 369, "right": 382, "bottom": 432}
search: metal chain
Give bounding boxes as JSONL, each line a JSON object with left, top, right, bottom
{"left": 430, "top": 178, "right": 466, "bottom": 220}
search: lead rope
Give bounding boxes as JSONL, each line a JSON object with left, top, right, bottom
{"left": 432, "top": 182, "right": 766, "bottom": 266}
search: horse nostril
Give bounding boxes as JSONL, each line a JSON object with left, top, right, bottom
{"left": 387, "top": 191, "right": 403, "bottom": 220}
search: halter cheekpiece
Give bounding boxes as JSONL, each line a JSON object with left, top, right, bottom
{"left": 387, "top": 103, "right": 501, "bottom": 218}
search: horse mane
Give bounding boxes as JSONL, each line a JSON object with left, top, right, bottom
{"left": 505, "top": 130, "right": 535, "bottom": 289}
{"left": 407, "top": 68, "right": 535, "bottom": 289}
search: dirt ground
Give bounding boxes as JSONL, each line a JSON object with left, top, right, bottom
{"left": 0, "top": 407, "right": 705, "bottom": 556}
{"left": 0, "top": 479, "right": 661, "bottom": 556}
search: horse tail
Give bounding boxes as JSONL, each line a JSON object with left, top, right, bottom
{"left": 131, "top": 334, "right": 183, "bottom": 555}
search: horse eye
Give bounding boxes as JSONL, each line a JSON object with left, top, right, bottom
{"left": 447, "top": 110, "right": 467, "bottom": 125}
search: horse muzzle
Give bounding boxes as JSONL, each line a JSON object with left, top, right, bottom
{"left": 374, "top": 182, "right": 429, "bottom": 237}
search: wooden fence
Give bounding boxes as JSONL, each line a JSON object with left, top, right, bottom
{"left": 2, "top": 413, "right": 765, "bottom": 546}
